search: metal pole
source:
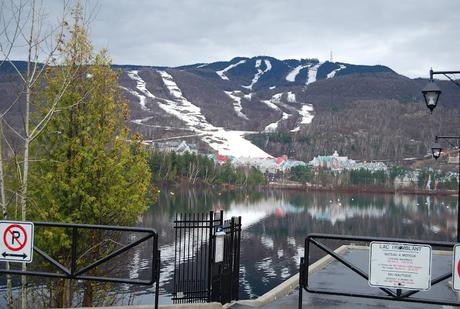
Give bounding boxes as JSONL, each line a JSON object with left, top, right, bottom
{"left": 155, "top": 249, "right": 160, "bottom": 309}
{"left": 431, "top": 70, "right": 460, "bottom": 77}
{"left": 458, "top": 148, "right": 460, "bottom": 243}
{"left": 70, "top": 227, "right": 78, "bottom": 275}
{"left": 298, "top": 257, "right": 304, "bottom": 309}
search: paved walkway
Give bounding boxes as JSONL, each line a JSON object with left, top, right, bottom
{"left": 232, "top": 288, "right": 455, "bottom": 308}
{"left": 232, "top": 246, "right": 458, "bottom": 309}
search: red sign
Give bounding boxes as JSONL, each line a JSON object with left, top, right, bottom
{"left": 3, "top": 224, "right": 27, "bottom": 251}
{"left": 0, "top": 221, "right": 34, "bottom": 263}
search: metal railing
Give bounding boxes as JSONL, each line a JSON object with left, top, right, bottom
{"left": 173, "top": 211, "right": 223, "bottom": 303}
{"left": 298, "top": 233, "right": 459, "bottom": 308}
{"left": 173, "top": 211, "right": 241, "bottom": 304}
{"left": 0, "top": 222, "right": 161, "bottom": 308}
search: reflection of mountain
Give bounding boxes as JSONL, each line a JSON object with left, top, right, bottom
{"left": 224, "top": 195, "right": 303, "bottom": 228}
{"left": 307, "top": 203, "right": 386, "bottom": 225}
{"left": 135, "top": 188, "right": 457, "bottom": 303}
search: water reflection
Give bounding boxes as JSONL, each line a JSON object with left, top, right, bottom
{"left": 135, "top": 188, "right": 459, "bottom": 302}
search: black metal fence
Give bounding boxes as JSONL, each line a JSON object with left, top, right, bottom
{"left": 0, "top": 222, "right": 161, "bottom": 308}
{"left": 211, "top": 216, "right": 241, "bottom": 303}
{"left": 173, "top": 211, "right": 241, "bottom": 304}
{"left": 173, "top": 211, "right": 221, "bottom": 303}
{"left": 299, "top": 233, "right": 460, "bottom": 308}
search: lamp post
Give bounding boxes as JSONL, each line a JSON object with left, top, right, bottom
{"left": 430, "top": 136, "right": 460, "bottom": 242}
{"left": 422, "top": 69, "right": 460, "bottom": 112}
{"left": 423, "top": 69, "right": 460, "bottom": 242}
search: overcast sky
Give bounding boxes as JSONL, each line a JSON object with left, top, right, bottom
{"left": 5, "top": 0, "right": 460, "bottom": 78}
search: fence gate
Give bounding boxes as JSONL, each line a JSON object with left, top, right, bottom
{"left": 173, "top": 211, "right": 241, "bottom": 304}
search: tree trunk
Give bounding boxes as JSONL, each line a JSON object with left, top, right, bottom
{"left": 0, "top": 124, "right": 13, "bottom": 307}
{"left": 82, "top": 281, "right": 94, "bottom": 307}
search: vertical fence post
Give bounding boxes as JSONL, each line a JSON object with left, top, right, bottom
{"left": 229, "top": 217, "right": 235, "bottom": 301}
{"left": 235, "top": 216, "right": 241, "bottom": 300}
{"left": 298, "top": 257, "right": 304, "bottom": 309}
{"left": 207, "top": 211, "right": 214, "bottom": 302}
{"left": 70, "top": 227, "right": 78, "bottom": 276}
{"left": 155, "top": 249, "right": 160, "bottom": 309}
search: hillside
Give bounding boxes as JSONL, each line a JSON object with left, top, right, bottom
{"left": 1, "top": 57, "right": 459, "bottom": 162}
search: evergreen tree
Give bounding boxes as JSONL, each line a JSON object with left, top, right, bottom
{"left": 28, "top": 7, "right": 151, "bottom": 307}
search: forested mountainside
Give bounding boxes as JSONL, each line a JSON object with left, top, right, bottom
{"left": 1, "top": 57, "right": 459, "bottom": 162}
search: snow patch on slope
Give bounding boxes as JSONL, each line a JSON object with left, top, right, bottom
{"left": 291, "top": 104, "right": 314, "bottom": 132}
{"left": 286, "top": 64, "right": 309, "bottom": 82}
{"left": 260, "top": 92, "right": 314, "bottom": 132}
{"left": 216, "top": 59, "right": 247, "bottom": 80}
{"left": 225, "top": 91, "right": 249, "bottom": 120}
{"left": 125, "top": 70, "right": 271, "bottom": 158}
{"left": 242, "top": 59, "right": 271, "bottom": 90}
{"left": 265, "top": 112, "right": 290, "bottom": 132}
{"left": 203, "top": 130, "right": 271, "bottom": 158}
{"left": 306, "top": 63, "right": 322, "bottom": 85}
{"left": 327, "top": 64, "right": 346, "bottom": 78}
{"left": 261, "top": 100, "right": 280, "bottom": 111}
{"left": 156, "top": 71, "right": 209, "bottom": 129}
{"left": 123, "top": 70, "right": 155, "bottom": 110}
{"left": 287, "top": 92, "right": 296, "bottom": 103}
{"left": 260, "top": 92, "right": 282, "bottom": 110}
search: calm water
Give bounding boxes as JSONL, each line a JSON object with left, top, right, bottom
{"left": 129, "top": 188, "right": 458, "bottom": 304}
{"left": 1, "top": 188, "right": 457, "bottom": 306}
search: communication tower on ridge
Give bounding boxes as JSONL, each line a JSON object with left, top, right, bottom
{"left": 330, "top": 51, "right": 333, "bottom": 62}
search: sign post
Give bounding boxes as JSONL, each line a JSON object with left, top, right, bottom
{"left": 369, "top": 242, "right": 432, "bottom": 290}
{"left": 0, "top": 221, "right": 34, "bottom": 263}
{"left": 453, "top": 244, "right": 460, "bottom": 291}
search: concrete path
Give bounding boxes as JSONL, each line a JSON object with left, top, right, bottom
{"left": 232, "top": 288, "right": 455, "bottom": 308}
{"left": 231, "top": 246, "right": 458, "bottom": 309}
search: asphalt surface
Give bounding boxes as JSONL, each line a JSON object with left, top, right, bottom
{"left": 233, "top": 249, "right": 457, "bottom": 309}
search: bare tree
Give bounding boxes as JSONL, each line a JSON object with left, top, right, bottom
{"left": 0, "top": 0, "right": 73, "bottom": 307}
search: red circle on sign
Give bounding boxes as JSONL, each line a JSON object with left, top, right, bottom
{"left": 3, "top": 224, "right": 27, "bottom": 251}
{"left": 457, "top": 260, "right": 460, "bottom": 277}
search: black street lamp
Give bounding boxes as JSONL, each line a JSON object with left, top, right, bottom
{"left": 431, "top": 141, "right": 442, "bottom": 160}
{"left": 423, "top": 69, "right": 460, "bottom": 242}
{"left": 422, "top": 82, "right": 441, "bottom": 113}
{"left": 422, "top": 69, "right": 460, "bottom": 112}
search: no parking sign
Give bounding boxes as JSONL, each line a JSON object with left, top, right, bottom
{"left": 0, "top": 221, "right": 34, "bottom": 263}
{"left": 453, "top": 245, "right": 460, "bottom": 291}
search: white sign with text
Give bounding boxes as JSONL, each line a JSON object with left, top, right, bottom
{"left": 452, "top": 245, "right": 460, "bottom": 291}
{"left": 369, "top": 242, "right": 431, "bottom": 290}
{"left": 0, "top": 221, "right": 34, "bottom": 263}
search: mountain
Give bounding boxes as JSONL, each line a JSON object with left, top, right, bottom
{"left": 116, "top": 56, "right": 459, "bottom": 162}
{"left": 1, "top": 57, "right": 459, "bottom": 162}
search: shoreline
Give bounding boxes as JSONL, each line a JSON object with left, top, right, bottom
{"left": 267, "top": 182, "right": 458, "bottom": 196}
{"left": 163, "top": 179, "right": 457, "bottom": 197}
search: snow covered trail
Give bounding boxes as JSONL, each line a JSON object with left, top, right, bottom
{"left": 216, "top": 59, "right": 247, "bottom": 80}
{"left": 121, "top": 70, "right": 156, "bottom": 111}
{"left": 242, "top": 59, "right": 272, "bottom": 90}
{"left": 306, "top": 63, "right": 322, "bottom": 85}
{"left": 327, "top": 64, "right": 346, "bottom": 78}
{"left": 202, "top": 130, "right": 272, "bottom": 158}
{"left": 287, "top": 91, "right": 296, "bottom": 103}
{"left": 260, "top": 92, "right": 314, "bottom": 133}
{"left": 264, "top": 112, "right": 290, "bottom": 132}
{"left": 225, "top": 91, "right": 249, "bottom": 120}
{"left": 125, "top": 69, "right": 272, "bottom": 158}
{"left": 291, "top": 104, "right": 314, "bottom": 132}
{"left": 285, "top": 64, "right": 310, "bottom": 82}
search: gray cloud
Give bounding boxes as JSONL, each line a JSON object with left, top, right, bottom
{"left": 6, "top": 0, "right": 460, "bottom": 78}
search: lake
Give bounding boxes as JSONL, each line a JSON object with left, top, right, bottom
{"left": 130, "top": 188, "right": 457, "bottom": 304}
{"left": 0, "top": 188, "right": 457, "bottom": 306}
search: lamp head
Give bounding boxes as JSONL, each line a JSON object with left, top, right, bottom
{"left": 422, "top": 81, "right": 441, "bottom": 112}
{"left": 431, "top": 142, "right": 442, "bottom": 160}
